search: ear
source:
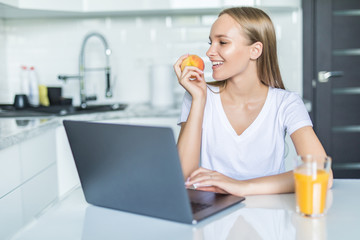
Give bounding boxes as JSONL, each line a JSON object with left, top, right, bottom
{"left": 249, "top": 41, "right": 263, "bottom": 60}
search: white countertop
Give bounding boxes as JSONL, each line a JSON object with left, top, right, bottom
{"left": 0, "top": 104, "right": 180, "bottom": 150}
{"left": 9, "top": 179, "right": 360, "bottom": 240}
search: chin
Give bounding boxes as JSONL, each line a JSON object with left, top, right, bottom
{"left": 212, "top": 74, "right": 227, "bottom": 81}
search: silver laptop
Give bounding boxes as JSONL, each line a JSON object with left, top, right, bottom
{"left": 63, "top": 120, "right": 245, "bottom": 224}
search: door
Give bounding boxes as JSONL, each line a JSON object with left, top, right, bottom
{"left": 303, "top": 0, "right": 360, "bottom": 178}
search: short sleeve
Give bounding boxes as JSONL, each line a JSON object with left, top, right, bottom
{"left": 177, "top": 91, "right": 192, "bottom": 125}
{"left": 283, "top": 93, "right": 313, "bottom": 135}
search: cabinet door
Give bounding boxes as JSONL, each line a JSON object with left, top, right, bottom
{"left": 56, "top": 126, "right": 81, "bottom": 197}
{"left": 0, "top": 144, "right": 21, "bottom": 198}
{"left": 17, "top": 0, "right": 82, "bottom": 11}
{"left": 21, "top": 164, "right": 58, "bottom": 224}
{"left": 20, "top": 129, "right": 56, "bottom": 181}
{"left": 0, "top": 187, "right": 22, "bottom": 240}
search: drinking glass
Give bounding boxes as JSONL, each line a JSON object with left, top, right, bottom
{"left": 294, "top": 155, "right": 332, "bottom": 217}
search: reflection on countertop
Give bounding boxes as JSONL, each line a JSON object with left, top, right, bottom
{"left": 0, "top": 117, "right": 58, "bottom": 150}
{"left": 0, "top": 104, "right": 181, "bottom": 150}
{"left": 11, "top": 179, "right": 359, "bottom": 240}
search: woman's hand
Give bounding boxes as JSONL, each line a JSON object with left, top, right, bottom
{"left": 173, "top": 54, "right": 207, "bottom": 101}
{"left": 185, "top": 167, "right": 247, "bottom": 196}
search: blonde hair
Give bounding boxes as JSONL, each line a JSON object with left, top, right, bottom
{"left": 208, "top": 7, "right": 285, "bottom": 90}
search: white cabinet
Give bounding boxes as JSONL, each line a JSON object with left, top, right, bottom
{"left": 0, "top": 129, "right": 57, "bottom": 197}
{"left": 56, "top": 126, "right": 80, "bottom": 197}
{"left": 0, "top": 0, "right": 301, "bottom": 15}
{"left": 20, "top": 0, "right": 82, "bottom": 11}
{"left": 21, "top": 164, "right": 58, "bottom": 224}
{"left": 0, "top": 129, "right": 58, "bottom": 239}
{"left": 0, "top": 0, "right": 17, "bottom": 8}
{"left": 84, "top": 0, "right": 172, "bottom": 12}
{"left": 0, "top": 187, "right": 22, "bottom": 240}
{"left": 254, "top": 0, "right": 301, "bottom": 7}
{"left": 0, "top": 0, "right": 83, "bottom": 11}
{"left": 19, "top": 129, "right": 56, "bottom": 181}
{"left": 0, "top": 144, "right": 21, "bottom": 198}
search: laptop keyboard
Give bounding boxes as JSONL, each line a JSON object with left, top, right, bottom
{"left": 191, "top": 202, "right": 212, "bottom": 213}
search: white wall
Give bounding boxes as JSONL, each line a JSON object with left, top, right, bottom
{"left": 1, "top": 8, "right": 302, "bottom": 106}
{"left": 0, "top": 19, "right": 8, "bottom": 102}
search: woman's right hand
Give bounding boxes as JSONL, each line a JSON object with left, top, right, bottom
{"left": 173, "top": 54, "right": 207, "bottom": 101}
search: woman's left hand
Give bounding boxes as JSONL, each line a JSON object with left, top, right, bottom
{"left": 185, "top": 167, "right": 246, "bottom": 196}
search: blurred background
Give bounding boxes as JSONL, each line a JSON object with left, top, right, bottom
{"left": 0, "top": 0, "right": 359, "bottom": 177}
{"left": 0, "top": 0, "right": 303, "bottom": 107}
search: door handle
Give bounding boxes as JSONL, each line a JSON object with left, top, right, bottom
{"left": 318, "top": 71, "right": 344, "bottom": 83}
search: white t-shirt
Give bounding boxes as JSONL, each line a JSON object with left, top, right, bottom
{"left": 178, "top": 85, "right": 312, "bottom": 180}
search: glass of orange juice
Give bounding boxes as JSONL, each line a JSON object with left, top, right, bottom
{"left": 294, "top": 155, "right": 332, "bottom": 217}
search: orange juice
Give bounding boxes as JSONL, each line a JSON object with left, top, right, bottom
{"left": 294, "top": 169, "right": 329, "bottom": 216}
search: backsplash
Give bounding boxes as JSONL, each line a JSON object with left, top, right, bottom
{"left": 0, "top": 19, "right": 8, "bottom": 101}
{"left": 0, "top": 8, "right": 302, "bottom": 106}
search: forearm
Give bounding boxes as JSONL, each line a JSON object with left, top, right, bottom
{"left": 177, "top": 99, "right": 206, "bottom": 179}
{"left": 241, "top": 171, "right": 295, "bottom": 196}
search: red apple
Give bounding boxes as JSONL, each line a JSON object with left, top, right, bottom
{"left": 181, "top": 55, "right": 205, "bottom": 72}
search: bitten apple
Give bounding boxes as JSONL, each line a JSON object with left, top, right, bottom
{"left": 181, "top": 55, "right": 205, "bottom": 72}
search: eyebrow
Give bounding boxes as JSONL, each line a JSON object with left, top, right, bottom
{"left": 209, "top": 34, "right": 230, "bottom": 40}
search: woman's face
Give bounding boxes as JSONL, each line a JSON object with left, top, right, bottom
{"left": 206, "top": 14, "right": 253, "bottom": 81}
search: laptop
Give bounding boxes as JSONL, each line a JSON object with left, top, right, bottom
{"left": 63, "top": 120, "right": 245, "bottom": 224}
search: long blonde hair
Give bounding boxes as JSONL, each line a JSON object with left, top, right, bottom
{"left": 208, "top": 7, "right": 285, "bottom": 90}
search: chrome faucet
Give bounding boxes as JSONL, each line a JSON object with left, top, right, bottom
{"left": 58, "top": 32, "right": 112, "bottom": 109}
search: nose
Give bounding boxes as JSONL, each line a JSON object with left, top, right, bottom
{"left": 206, "top": 43, "right": 217, "bottom": 59}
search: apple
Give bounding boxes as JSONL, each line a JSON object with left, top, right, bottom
{"left": 181, "top": 55, "right": 205, "bottom": 72}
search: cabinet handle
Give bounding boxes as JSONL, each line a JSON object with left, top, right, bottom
{"left": 318, "top": 71, "right": 344, "bottom": 83}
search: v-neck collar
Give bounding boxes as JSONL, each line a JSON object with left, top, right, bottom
{"left": 214, "top": 86, "right": 272, "bottom": 139}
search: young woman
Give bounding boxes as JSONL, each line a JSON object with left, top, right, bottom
{"left": 173, "top": 7, "right": 333, "bottom": 196}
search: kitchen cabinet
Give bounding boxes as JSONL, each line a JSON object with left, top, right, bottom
{"left": 0, "top": 128, "right": 58, "bottom": 240}
{"left": 0, "top": 0, "right": 301, "bottom": 19}
{"left": 0, "top": 144, "right": 21, "bottom": 198}
{"left": 255, "top": 0, "right": 300, "bottom": 7}
{"left": 21, "top": 164, "right": 58, "bottom": 224}
{"left": 55, "top": 125, "right": 81, "bottom": 197}
{"left": 0, "top": 164, "right": 58, "bottom": 240}
{"left": 19, "top": 128, "right": 57, "bottom": 181}
{"left": 0, "top": 186, "right": 22, "bottom": 240}
{"left": 0, "top": 128, "right": 57, "bottom": 197}
{"left": 0, "top": 0, "right": 82, "bottom": 11}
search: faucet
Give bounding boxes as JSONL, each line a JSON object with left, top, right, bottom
{"left": 58, "top": 32, "right": 112, "bottom": 109}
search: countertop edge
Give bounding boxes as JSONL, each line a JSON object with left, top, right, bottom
{"left": 0, "top": 105, "right": 181, "bottom": 151}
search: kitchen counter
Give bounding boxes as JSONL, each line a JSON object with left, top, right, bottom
{"left": 9, "top": 179, "right": 360, "bottom": 240}
{"left": 0, "top": 104, "right": 181, "bottom": 150}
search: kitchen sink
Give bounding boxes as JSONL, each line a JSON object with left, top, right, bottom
{"left": 0, "top": 103, "right": 127, "bottom": 118}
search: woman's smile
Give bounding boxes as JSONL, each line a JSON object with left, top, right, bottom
{"left": 211, "top": 61, "right": 224, "bottom": 70}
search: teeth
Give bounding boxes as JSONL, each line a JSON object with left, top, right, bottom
{"left": 212, "top": 62, "right": 223, "bottom": 66}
